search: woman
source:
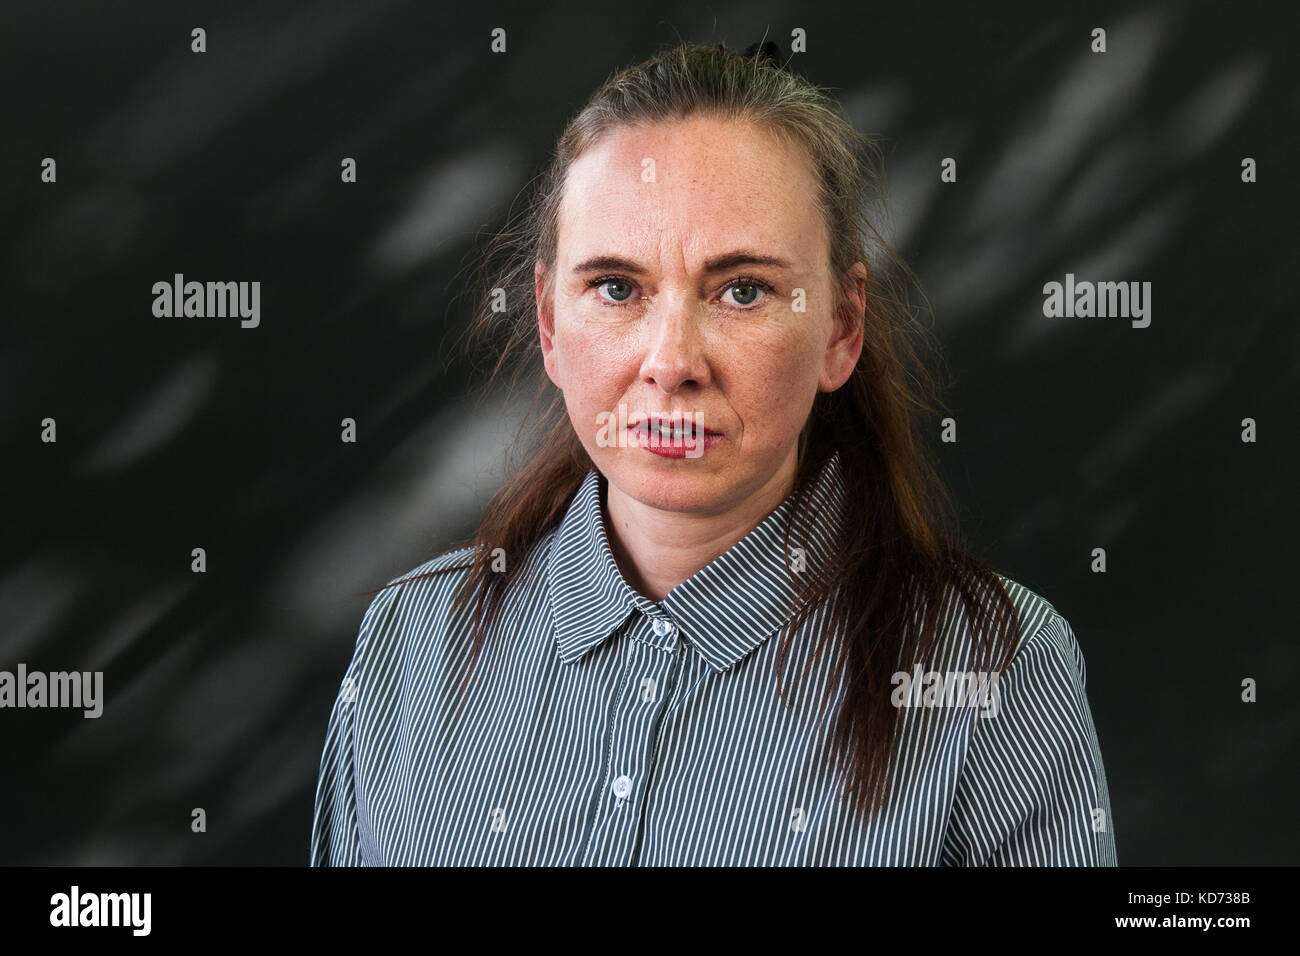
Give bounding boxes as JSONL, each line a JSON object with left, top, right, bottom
{"left": 310, "top": 40, "right": 1116, "bottom": 866}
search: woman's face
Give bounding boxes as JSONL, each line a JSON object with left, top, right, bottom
{"left": 537, "top": 114, "right": 864, "bottom": 518}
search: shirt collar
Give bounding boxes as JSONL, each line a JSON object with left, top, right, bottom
{"left": 548, "top": 451, "right": 846, "bottom": 673}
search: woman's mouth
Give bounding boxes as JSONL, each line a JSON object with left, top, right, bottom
{"left": 628, "top": 416, "right": 723, "bottom": 458}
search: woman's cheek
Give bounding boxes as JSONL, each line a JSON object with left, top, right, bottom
{"left": 747, "top": 377, "right": 810, "bottom": 440}
{"left": 567, "top": 395, "right": 604, "bottom": 450}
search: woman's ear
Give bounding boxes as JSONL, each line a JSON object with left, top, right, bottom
{"left": 536, "top": 260, "right": 560, "bottom": 386}
{"left": 819, "top": 261, "right": 866, "bottom": 392}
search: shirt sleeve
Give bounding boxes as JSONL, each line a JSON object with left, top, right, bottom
{"left": 942, "top": 610, "right": 1117, "bottom": 865}
{"left": 308, "top": 665, "right": 365, "bottom": 866}
{"left": 309, "top": 585, "right": 400, "bottom": 866}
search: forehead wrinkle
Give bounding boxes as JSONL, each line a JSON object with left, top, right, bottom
{"left": 567, "top": 177, "right": 801, "bottom": 272}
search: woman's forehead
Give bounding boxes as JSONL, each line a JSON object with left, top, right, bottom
{"left": 556, "top": 117, "right": 825, "bottom": 266}
{"left": 566, "top": 115, "right": 811, "bottom": 194}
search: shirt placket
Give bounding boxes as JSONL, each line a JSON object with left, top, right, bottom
{"left": 580, "top": 609, "right": 684, "bottom": 866}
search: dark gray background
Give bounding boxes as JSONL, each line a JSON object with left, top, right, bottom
{"left": 2, "top": 0, "right": 1296, "bottom": 864}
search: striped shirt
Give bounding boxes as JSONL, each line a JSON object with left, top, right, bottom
{"left": 310, "top": 450, "right": 1117, "bottom": 865}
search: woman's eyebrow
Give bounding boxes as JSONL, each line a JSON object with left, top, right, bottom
{"left": 571, "top": 250, "right": 795, "bottom": 276}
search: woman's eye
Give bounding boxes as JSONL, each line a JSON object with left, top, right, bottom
{"left": 723, "top": 282, "right": 766, "bottom": 307}
{"left": 596, "top": 279, "right": 634, "bottom": 303}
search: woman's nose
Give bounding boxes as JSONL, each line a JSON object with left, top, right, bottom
{"left": 640, "top": 294, "right": 710, "bottom": 392}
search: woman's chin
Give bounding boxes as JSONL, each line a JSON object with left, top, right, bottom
{"left": 606, "top": 465, "right": 732, "bottom": 515}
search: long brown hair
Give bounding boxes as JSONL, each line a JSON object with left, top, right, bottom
{"left": 366, "top": 41, "right": 1021, "bottom": 821}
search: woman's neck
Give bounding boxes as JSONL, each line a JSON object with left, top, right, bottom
{"left": 600, "top": 451, "right": 799, "bottom": 602}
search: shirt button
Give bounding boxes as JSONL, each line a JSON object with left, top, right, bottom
{"left": 611, "top": 775, "right": 633, "bottom": 800}
{"left": 652, "top": 618, "right": 676, "bottom": 638}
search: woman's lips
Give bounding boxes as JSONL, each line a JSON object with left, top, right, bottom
{"left": 627, "top": 415, "right": 722, "bottom": 435}
{"left": 628, "top": 419, "right": 723, "bottom": 458}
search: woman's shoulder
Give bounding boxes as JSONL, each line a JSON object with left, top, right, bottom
{"left": 345, "top": 546, "right": 480, "bottom": 666}
{"left": 367, "top": 542, "right": 477, "bottom": 607}
{"left": 384, "top": 545, "right": 481, "bottom": 595}
{"left": 927, "top": 570, "right": 1087, "bottom": 678}
{"left": 985, "top": 573, "right": 1090, "bottom": 682}
{"left": 350, "top": 532, "right": 562, "bottom": 663}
